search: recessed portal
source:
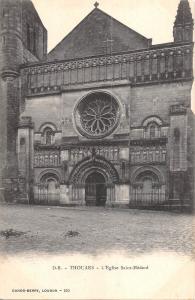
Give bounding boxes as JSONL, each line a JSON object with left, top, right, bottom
{"left": 85, "top": 172, "right": 107, "bottom": 206}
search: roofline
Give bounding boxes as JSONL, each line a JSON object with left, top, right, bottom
{"left": 27, "top": 0, "right": 47, "bottom": 31}
{"left": 97, "top": 7, "right": 150, "bottom": 41}
{"left": 47, "top": 7, "right": 150, "bottom": 56}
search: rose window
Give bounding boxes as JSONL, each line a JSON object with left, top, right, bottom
{"left": 75, "top": 92, "right": 120, "bottom": 138}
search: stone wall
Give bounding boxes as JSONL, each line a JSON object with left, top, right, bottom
{"left": 23, "top": 85, "right": 130, "bottom": 136}
{"left": 130, "top": 81, "right": 192, "bottom": 126}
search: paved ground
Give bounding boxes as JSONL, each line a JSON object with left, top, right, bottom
{"left": 0, "top": 203, "right": 194, "bottom": 256}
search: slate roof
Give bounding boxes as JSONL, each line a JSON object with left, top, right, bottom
{"left": 47, "top": 7, "right": 151, "bottom": 61}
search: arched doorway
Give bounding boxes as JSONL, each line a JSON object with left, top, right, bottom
{"left": 141, "top": 173, "right": 156, "bottom": 202}
{"left": 135, "top": 171, "right": 160, "bottom": 203}
{"left": 46, "top": 177, "right": 58, "bottom": 202}
{"left": 85, "top": 172, "right": 107, "bottom": 206}
{"left": 69, "top": 155, "right": 119, "bottom": 205}
{"left": 34, "top": 172, "right": 60, "bottom": 205}
{"left": 131, "top": 168, "right": 166, "bottom": 207}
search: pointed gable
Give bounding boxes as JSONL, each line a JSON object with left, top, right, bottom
{"left": 47, "top": 8, "right": 151, "bottom": 61}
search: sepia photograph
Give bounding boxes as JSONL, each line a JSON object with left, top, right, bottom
{"left": 0, "top": 0, "right": 194, "bottom": 299}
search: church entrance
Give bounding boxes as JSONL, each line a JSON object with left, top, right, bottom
{"left": 85, "top": 172, "right": 107, "bottom": 206}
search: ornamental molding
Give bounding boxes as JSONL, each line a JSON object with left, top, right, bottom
{"left": 69, "top": 156, "right": 119, "bottom": 184}
{"left": 130, "top": 166, "right": 165, "bottom": 185}
{"left": 21, "top": 43, "right": 193, "bottom": 97}
{"left": 142, "top": 116, "right": 163, "bottom": 127}
{"left": 37, "top": 168, "right": 62, "bottom": 183}
{"left": 22, "top": 44, "right": 192, "bottom": 75}
{"left": 38, "top": 122, "right": 58, "bottom": 132}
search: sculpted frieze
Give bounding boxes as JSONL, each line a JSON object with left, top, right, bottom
{"left": 130, "top": 145, "right": 166, "bottom": 164}
{"left": 69, "top": 146, "right": 120, "bottom": 164}
{"left": 21, "top": 44, "right": 193, "bottom": 96}
{"left": 23, "top": 44, "right": 192, "bottom": 76}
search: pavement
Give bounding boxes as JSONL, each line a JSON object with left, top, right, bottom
{"left": 0, "top": 203, "right": 194, "bottom": 257}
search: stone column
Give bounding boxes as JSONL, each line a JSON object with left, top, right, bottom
{"left": 17, "top": 117, "right": 34, "bottom": 203}
{"left": 169, "top": 104, "right": 188, "bottom": 205}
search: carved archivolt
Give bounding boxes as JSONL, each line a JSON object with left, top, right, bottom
{"left": 37, "top": 169, "right": 62, "bottom": 183}
{"left": 69, "top": 156, "right": 119, "bottom": 184}
{"left": 142, "top": 116, "right": 163, "bottom": 127}
{"left": 130, "top": 166, "right": 165, "bottom": 185}
{"left": 38, "top": 122, "right": 57, "bottom": 132}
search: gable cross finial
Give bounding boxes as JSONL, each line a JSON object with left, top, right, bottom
{"left": 94, "top": 1, "right": 99, "bottom": 8}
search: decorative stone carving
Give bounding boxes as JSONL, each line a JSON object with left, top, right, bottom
{"left": 69, "top": 146, "right": 120, "bottom": 164}
{"left": 170, "top": 104, "right": 187, "bottom": 115}
{"left": 130, "top": 146, "right": 166, "bottom": 164}
{"left": 74, "top": 92, "right": 120, "bottom": 139}
{"left": 21, "top": 44, "right": 193, "bottom": 97}
{"left": 34, "top": 151, "right": 60, "bottom": 167}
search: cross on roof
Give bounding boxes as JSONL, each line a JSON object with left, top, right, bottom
{"left": 94, "top": 1, "right": 99, "bottom": 8}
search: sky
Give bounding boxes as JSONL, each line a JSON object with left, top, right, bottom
{"left": 31, "top": 0, "right": 195, "bottom": 111}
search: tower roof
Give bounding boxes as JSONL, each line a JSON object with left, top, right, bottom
{"left": 174, "top": 0, "right": 193, "bottom": 26}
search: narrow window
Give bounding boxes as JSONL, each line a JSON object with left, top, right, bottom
{"left": 150, "top": 124, "right": 156, "bottom": 139}
{"left": 173, "top": 128, "right": 180, "bottom": 170}
{"left": 33, "top": 28, "right": 36, "bottom": 53}
{"left": 27, "top": 24, "right": 30, "bottom": 50}
{"left": 44, "top": 128, "right": 53, "bottom": 145}
{"left": 20, "top": 137, "right": 26, "bottom": 152}
{"left": 121, "top": 161, "right": 125, "bottom": 179}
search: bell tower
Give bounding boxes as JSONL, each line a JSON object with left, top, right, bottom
{"left": 173, "top": 0, "right": 194, "bottom": 43}
{"left": 0, "top": 0, "right": 23, "bottom": 201}
{"left": 0, "top": 0, "right": 47, "bottom": 202}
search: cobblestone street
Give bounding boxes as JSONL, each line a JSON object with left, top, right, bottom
{"left": 0, "top": 204, "right": 194, "bottom": 257}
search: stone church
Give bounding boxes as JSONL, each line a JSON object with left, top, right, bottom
{"left": 0, "top": 0, "right": 194, "bottom": 210}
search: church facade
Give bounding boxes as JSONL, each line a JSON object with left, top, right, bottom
{"left": 0, "top": 0, "right": 194, "bottom": 210}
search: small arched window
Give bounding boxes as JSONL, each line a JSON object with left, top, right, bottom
{"left": 142, "top": 116, "right": 162, "bottom": 139}
{"left": 44, "top": 127, "right": 53, "bottom": 145}
{"left": 145, "top": 122, "right": 160, "bottom": 139}
{"left": 150, "top": 124, "right": 156, "bottom": 139}
{"left": 39, "top": 123, "right": 57, "bottom": 145}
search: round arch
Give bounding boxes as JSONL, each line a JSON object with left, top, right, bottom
{"left": 130, "top": 166, "right": 165, "bottom": 185}
{"left": 81, "top": 167, "right": 109, "bottom": 184}
{"left": 142, "top": 115, "right": 163, "bottom": 127}
{"left": 69, "top": 156, "right": 119, "bottom": 185}
{"left": 38, "top": 122, "right": 57, "bottom": 133}
{"left": 37, "top": 169, "right": 62, "bottom": 184}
